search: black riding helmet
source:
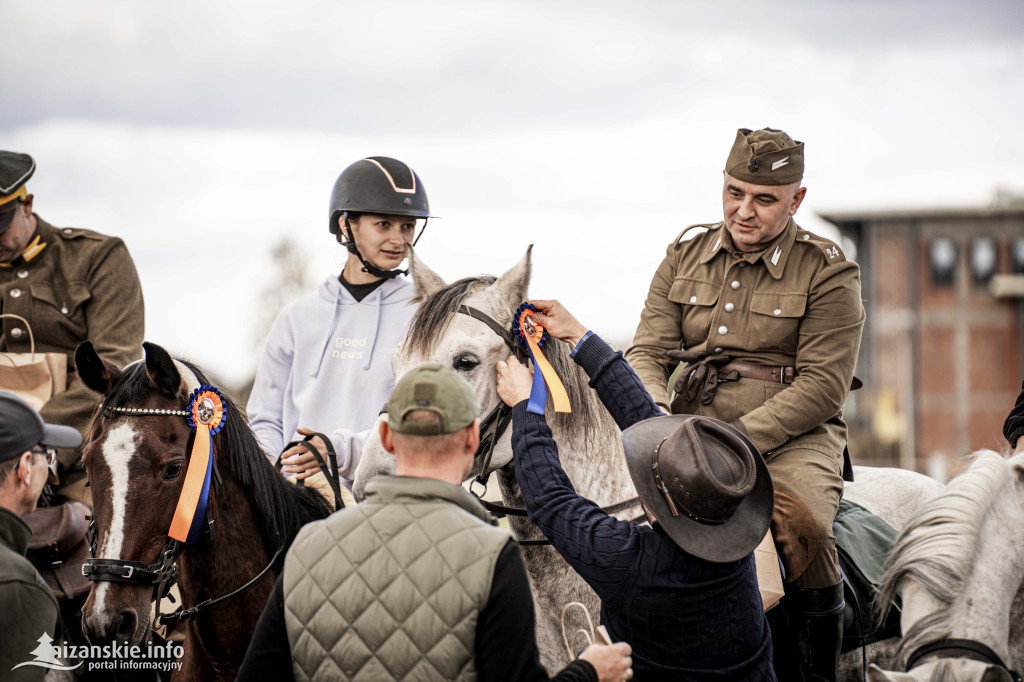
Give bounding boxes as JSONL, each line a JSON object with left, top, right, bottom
{"left": 328, "top": 156, "right": 433, "bottom": 279}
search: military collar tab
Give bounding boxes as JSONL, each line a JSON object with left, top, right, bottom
{"left": 760, "top": 219, "right": 799, "bottom": 279}
{"left": 698, "top": 223, "right": 727, "bottom": 264}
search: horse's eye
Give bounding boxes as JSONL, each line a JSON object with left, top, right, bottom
{"left": 454, "top": 355, "right": 479, "bottom": 373}
{"left": 164, "top": 461, "right": 185, "bottom": 480}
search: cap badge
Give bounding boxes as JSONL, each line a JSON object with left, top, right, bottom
{"left": 747, "top": 156, "right": 760, "bottom": 173}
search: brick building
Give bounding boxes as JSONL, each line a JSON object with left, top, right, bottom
{"left": 820, "top": 201, "right": 1024, "bottom": 480}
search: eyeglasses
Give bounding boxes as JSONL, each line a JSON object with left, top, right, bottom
{"left": 30, "top": 446, "right": 58, "bottom": 468}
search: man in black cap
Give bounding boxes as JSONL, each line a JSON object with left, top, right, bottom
{"left": 239, "top": 363, "right": 633, "bottom": 682}
{"left": 0, "top": 390, "right": 82, "bottom": 679}
{"left": 496, "top": 300, "right": 777, "bottom": 681}
{"left": 0, "top": 151, "right": 144, "bottom": 505}
{"left": 626, "top": 128, "right": 865, "bottom": 680}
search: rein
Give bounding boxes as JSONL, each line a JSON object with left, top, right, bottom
{"left": 905, "top": 639, "right": 1022, "bottom": 681}
{"left": 454, "top": 305, "right": 642, "bottom": 543}
{"left": 82, "top": 403, "right": 282, "bottom": 629}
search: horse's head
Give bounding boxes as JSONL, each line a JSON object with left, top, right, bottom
{"left": 76, "top": 340, "right": 206, "bottom": 647}
{"left": 352, "top": 247, "right": 532, "bottom": 499}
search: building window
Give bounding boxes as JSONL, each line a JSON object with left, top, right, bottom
{"left": 971, "top": 236, "right": 997, "bottom": 284}
{"left": 1013, "top": 237, "right": 1024, "bottom": 275}
{"left": 930, "top": 237, "right": 957, "bottom": 285}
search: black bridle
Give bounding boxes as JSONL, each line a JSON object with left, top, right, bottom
{"left": 905, "top": 638, "right": 1022, "bottom": 681}
{"left": 455, "top": 305, "right": 642, "bottom": 543}
{"left": 82, "top": 404, "right": 281, "bottom": 628}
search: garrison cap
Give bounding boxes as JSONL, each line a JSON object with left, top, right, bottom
{"left": 0, "top": 390, "right": 82, "bottom": 462}
{"left": 0, "top": 151, "right": 35, "bottom": 235}
{"left": 725, "top": 128, "right": 804, "bottom": 186}
{"left": 387, "top": 363, "right": 480, "bottom": 436}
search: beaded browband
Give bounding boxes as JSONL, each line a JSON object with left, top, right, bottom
{"left": 104, "top": 405, "right": 190, "bottom": 417}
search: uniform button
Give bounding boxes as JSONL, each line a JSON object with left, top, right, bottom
{"left": 724, "top": 303, "right": 735, "bottom": 313}
{"left": 10, "top": 327, "right": 23, "bottom": 339}
{"left": 16, "top": 269, "right": 28, "bottom": 279}
{"left": 689, "top": 295, "right": 697, "bottom": 303}
{"left": 773, "top": 308, "right": 782, "bottom": 315}
{"left": 714, "top": 347, "right": 724, "bottom": 354}
{"left": 718, "top": 325, "right": 728, "bottom": 335}
{"left": 61, "top": 306, "right": 69, "bottom": 315}
{"left": 802, "top": 234, "right": 810, "bottom": 240}
{"left": 738, "top": 262, "right": 747, "bottom": 268}
{"left": 10, "top": 288, "right": 22, "bottom": 298}
{"left": 64, "top": 228, "right": 73, "bottom": 235}
{"left": 731, "top": 280, "right": 741, "bottom": 290}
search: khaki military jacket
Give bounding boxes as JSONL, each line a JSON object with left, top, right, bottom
{"left": 0, "top": 217, "right": 144, "bottom": 494}
{"left": 626, "top": 219, "right": 864, "bottom": 457}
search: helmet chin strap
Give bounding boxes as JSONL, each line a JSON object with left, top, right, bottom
{"left": 341, "top": 219, "right": 406, "bottom": 279}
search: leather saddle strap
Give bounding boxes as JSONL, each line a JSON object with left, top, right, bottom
{"left": 276, "top": 433, "right": 344, "bottom": 510}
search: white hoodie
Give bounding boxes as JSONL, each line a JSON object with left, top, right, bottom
{"left": 247, "top": 274, "right": 416, "bottom": 487}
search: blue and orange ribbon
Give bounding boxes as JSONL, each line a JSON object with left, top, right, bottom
{"left": 513, "top": 303, "right": 571, "bottom": 415}
{"left": 168, "top": 386, "right": 225, "bottom": 545}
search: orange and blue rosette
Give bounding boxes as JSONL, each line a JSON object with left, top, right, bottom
{"left": 513, "top": 303, "right": 571, "bottom": 415}
{"left": 168, "top": 386, "right": 226, "bottom": 545}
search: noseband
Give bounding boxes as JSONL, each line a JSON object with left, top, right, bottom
{"left": 905, "top": 639, "right": 1022, "bottom": 681}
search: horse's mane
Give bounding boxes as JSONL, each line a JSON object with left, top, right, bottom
{"left": 876, "top": 449, "right": 1012, "bottom": 664}
{"left": 103, "top": 361, "right": 332, "bottom": 561}
{"left": 405, "top": 275, "right": 601, "bottom": 443}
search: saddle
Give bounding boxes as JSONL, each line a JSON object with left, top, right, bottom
{"left": 833, "top": 499, "right": 902, "bottom": 651}
{"left": 24, "top": 500, "right": 93, "bottom": 602}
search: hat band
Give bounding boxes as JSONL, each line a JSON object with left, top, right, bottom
{"left": 651, "top": 437, "right": 726, "bottom": 526}
{"left": 0, "top": 185, "right": 27, "bottom": 209}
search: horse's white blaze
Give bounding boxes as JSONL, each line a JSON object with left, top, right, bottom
{"left": 93, "top": 423, "right": 137, "bottom": 620}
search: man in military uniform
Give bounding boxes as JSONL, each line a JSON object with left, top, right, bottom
{"left": 626, "top": 128, "right": 865, "bottom": 681}
{"left": 0, "top": 151, "right": 144, "bottom": 504}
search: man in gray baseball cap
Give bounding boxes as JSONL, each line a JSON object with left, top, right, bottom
{"left": 239, "top": 364, "right": 632, "bottom": 682}
{"left": 0, "top": 391, "right": 82, "bottom": 678}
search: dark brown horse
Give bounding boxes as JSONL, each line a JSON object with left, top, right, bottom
{"left": 75, "top": 341, "right": 331, "bottom": 681}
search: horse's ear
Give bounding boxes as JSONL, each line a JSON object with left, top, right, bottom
{"left": 143, "top": 342, "right": 182, "bottom": 397}
{"left": 75, "top": 341, "right": 121, "bottom": 395}
{"left": 489, "top": 245, "right": 532, "bottom": 315}
{"left": 409, "top": 246, "right": 447, "bottom": 301}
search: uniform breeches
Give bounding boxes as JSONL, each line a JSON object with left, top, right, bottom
{"left": 764, "top": 442, "right": 844, "bottom": 588}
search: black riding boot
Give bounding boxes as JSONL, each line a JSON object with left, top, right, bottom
{"left": 790, "top": 580, "right": 844, "bottom": 682}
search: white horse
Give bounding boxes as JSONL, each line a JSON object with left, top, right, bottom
{"left": 353, "top": 247, "right": 944, "bottom": 678}
{"left": 865, "top": 449, "right": 1024, "bottom": 682}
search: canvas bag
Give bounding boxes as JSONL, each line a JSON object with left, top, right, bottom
{"left": 0, "top": 313, "right": 67, "bottom": 410}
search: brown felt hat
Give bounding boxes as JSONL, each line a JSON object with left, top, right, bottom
{"left": 622, "top": 414, "right": 773, "bottom": 563}
{"left": 725, "top": 127, "right": 804, "bottom": 185}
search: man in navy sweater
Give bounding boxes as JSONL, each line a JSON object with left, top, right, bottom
{"left": 496, "top": 300, "right": 777, "bottom": 681}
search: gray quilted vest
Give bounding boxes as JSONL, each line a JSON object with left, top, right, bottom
{"left": 283, "top": 475, "right": 510, "bottom": 681}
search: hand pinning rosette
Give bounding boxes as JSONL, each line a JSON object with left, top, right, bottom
{"left": 512, "top": 302, "right": 571, "bottom": 415}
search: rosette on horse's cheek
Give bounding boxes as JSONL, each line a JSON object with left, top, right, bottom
{"left": 168, "top": 386, "right": 226, "bottom": 545}
{"left": 513, "top": 303, "right": 571, "bottom": 415}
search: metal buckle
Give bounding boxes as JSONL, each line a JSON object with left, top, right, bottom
{"left": 123, "top": 565, "right": 135, "bottom": 579}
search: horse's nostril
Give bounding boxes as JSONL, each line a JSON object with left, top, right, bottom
{"left": 114, "top": 610, "right": 137, "bottom": 642}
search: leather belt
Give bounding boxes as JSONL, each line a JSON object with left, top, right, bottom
{"left": 720, "top": 360, "right": 796, "bottom": 384}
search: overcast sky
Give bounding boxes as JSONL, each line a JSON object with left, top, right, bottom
{"left": 2, "top": 0, "right": 1022, "bottom": 387}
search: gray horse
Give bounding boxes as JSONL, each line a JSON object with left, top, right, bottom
{"left": 353, "top": 247, "right": 943, "bottom": 678}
